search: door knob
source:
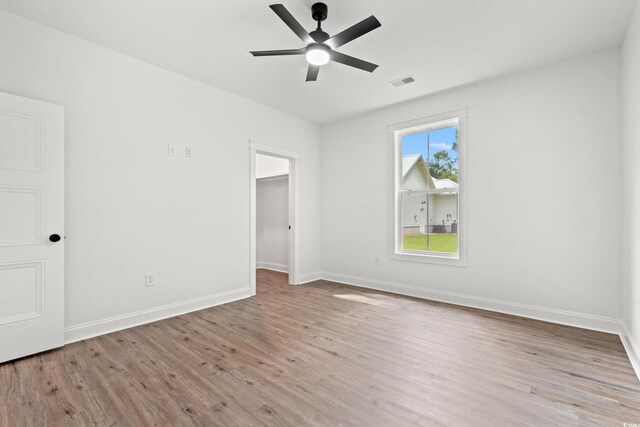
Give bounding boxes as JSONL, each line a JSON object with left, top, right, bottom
{"left": 49, "top": 234, "right": 61, "bottom": 243}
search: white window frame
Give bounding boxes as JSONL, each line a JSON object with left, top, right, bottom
{"left": 388, "top": 108, "right": 467, "bottom": 267}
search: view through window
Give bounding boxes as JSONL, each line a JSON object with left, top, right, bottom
{"left": 397, "top": 118, "right": 460, "bottom": 256}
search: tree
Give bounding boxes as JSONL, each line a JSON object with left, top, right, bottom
{"left": 452, "top": 129, "right": 459, "bottom": 152}
{"left": 429, "top": 150, "right": 458, "bottom": 182}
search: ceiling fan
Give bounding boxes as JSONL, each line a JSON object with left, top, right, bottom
{"left": 250, "top": 3, "right": 381, "bottom": 82}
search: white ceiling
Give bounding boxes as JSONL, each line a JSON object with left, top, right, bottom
{"left": 0, "top": 0, "right": 636, "bottom": 124}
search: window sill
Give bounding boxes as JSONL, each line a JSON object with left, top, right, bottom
{"left": 390, "top": 251, "right": 467, "bottom": 267}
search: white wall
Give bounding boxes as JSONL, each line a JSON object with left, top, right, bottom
{"left": 321, "top": 49, "right": 623, "bottom": 329}
{"left": 0, "top": 10, "right": 321, "bottom": 337}
{"left": 256, "top": 153, "right": 289, "bottom": 179}
{"left": 622, "top": 2, "right": 640, "bottom": 369}
{"left": 0, "top": 6, "right": 630, "bottom": 348}
{"left": 257, "top": 176, "right": 289, "bottom": 271}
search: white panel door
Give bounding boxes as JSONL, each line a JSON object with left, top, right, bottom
{"left": 0, "top": 92, "right": 64, "bottom": 363}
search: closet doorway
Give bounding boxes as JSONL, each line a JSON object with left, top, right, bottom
{"left": 249, "top": 142, "right": 299, "bottom": 294}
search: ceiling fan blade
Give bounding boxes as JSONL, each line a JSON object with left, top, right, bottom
{"left": 326, "top": 15, "right": 381, "bottom": 49}
{"left": 306, "top": 65, "right": 320, "bottom": 82}
{"left": 330, "top": 51, "right": 378, "bottom": 73}
{"left": 269, "top": 4, "right": 313, "bottom": 45}
{"left": 250, "top": 48, "right": 306, "bottom": 57}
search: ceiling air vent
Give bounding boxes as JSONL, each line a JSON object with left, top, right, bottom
{"left": 391, "top": 76, "right": 415, "bottom": 87}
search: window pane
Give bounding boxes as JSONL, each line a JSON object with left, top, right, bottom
{"left": 399, "top": 123, "right": 459, "bottom": 256}
{"left": 427, "top": 126, "right": 458, "bottom": 183}
{"left": 401, "top": 192, "right": 428, "bottom": 252}
{"left": 428, "top": 189, "right": 458, "bottom": 254}
{"left": 401, "top": 132, "right": 428, "bottom": 160}
{"left": 396, "top": 111, "right": 464, "bottom": 262}
{"left": 401, "top": 132, "right": 428, "bottom": 193}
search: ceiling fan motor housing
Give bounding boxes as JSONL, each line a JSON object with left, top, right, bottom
{"left": 310, "top": 29, "right": 330, "bottom": 43}
{"left": 312, "top": 3, "right": 328, "bottom": 22}
{"left": 310, "top": 2, "right": 330, "bottom": 43}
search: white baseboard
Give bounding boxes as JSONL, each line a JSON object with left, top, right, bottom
{"left": 321, "top": 272, "right": 622, "bottom": 334}
{"left": 60, "top": 269, "right": 639, "bottom": 383}
{"left": 297, "top": 271, "right": 323, "bottom": 284}
{"left": 256, "top": 261, "right": 289, "bottom": 273}
{"left": 621, "top": 323, "right": 640, "bottom": 382}
{"left": 64, "top": 287, "right": 251, "bottom": 344}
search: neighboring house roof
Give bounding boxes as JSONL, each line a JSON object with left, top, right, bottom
{"left": 402, "top": 154, "right": 432, "bottom": 191}
{"left": 402, "top": 154, "right": 421, "bottom": 177}
{"left": 401, "top": 154, "right": 458, "bottom": 191}
{"left": 432, "top": 178, "right": 457, "bottom": 190}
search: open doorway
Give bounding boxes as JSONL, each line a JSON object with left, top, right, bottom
{"left": 249, "top": 142, "right": 299, "bottom": 295}
{"left": 256, "top": 154, "right": 289, "bottom": 277}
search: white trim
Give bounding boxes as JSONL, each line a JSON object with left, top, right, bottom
{"left": 389, "top": 108, "right": 468, "bottom": 267}
{"left": 64, "top": 287, "right": 251, "bottom": 344}
{"left": 297, "top": 271, "right": 323, "bottom": 284}
{"left": 250, "top": 149, "right": 257, "bottom": 295}
{"left": 390, "top": 251, "right": 466, "bottom": 266}
{"left": 288, "top": 158, "right": 298, "bottom": 285}
{"left": 256, "top": 261, "right": 289, "bottom": 273}
{"left": 60, "top": 268, "right": 640, "bottom": 383}
{"left": 387, "top": 108, "right": 468, "bottom": 134}
{"left": 620, "top": 323, "right": 640, "bottom": 382}
{"left": 321, "top": 272, "right": 622, "bottom": 334}
{"left": 399, "top": 188, "right": 459, "bottom": 196}
{"left": 256, "top": 174, "right": 288, "bottom": 182}
{"left": 249, "top": 140, "right": 300, "bottom": 288}
{"left": 249, "top": 140, "right": 301, "bottom": 159}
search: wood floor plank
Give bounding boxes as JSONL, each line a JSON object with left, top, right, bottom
{"left": 1, "top": 269, "right": 639, "bottom": 426}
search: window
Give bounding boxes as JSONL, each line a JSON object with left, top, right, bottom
{"left": 389, "top": 110, "right": 466, "bottom": 265}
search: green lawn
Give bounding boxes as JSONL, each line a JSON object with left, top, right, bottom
{"left": 403, "top": 234, "right": 458, "bottom": 254}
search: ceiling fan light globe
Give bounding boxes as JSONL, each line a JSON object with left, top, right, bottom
{"left": 306, "top": 47, "right": 330, "bottom": 66}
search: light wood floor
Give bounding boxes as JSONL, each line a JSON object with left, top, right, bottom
{"left": 1, "top": 269, "right": 639, "bottom": 426}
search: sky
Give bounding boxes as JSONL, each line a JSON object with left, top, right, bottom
{"left": 402, "top": 126, "right": 458, "bottom": 166}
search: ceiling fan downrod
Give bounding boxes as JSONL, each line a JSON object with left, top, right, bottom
{"left": 310, "top": 3, "right": 330, "bottom": 43}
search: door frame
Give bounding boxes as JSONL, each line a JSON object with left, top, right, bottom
{"left": 249, "top": 140, "right": 300, "bottom": 294}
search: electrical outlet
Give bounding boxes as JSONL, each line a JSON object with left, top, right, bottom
{"left": 145, "top": 273, "right": 156, "bottom": 287}
{"left": 185, "top": 147, "right": 192, "bottom": 158}
{"left": 168, "top": 145, "right": 176, "bottom": 157}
